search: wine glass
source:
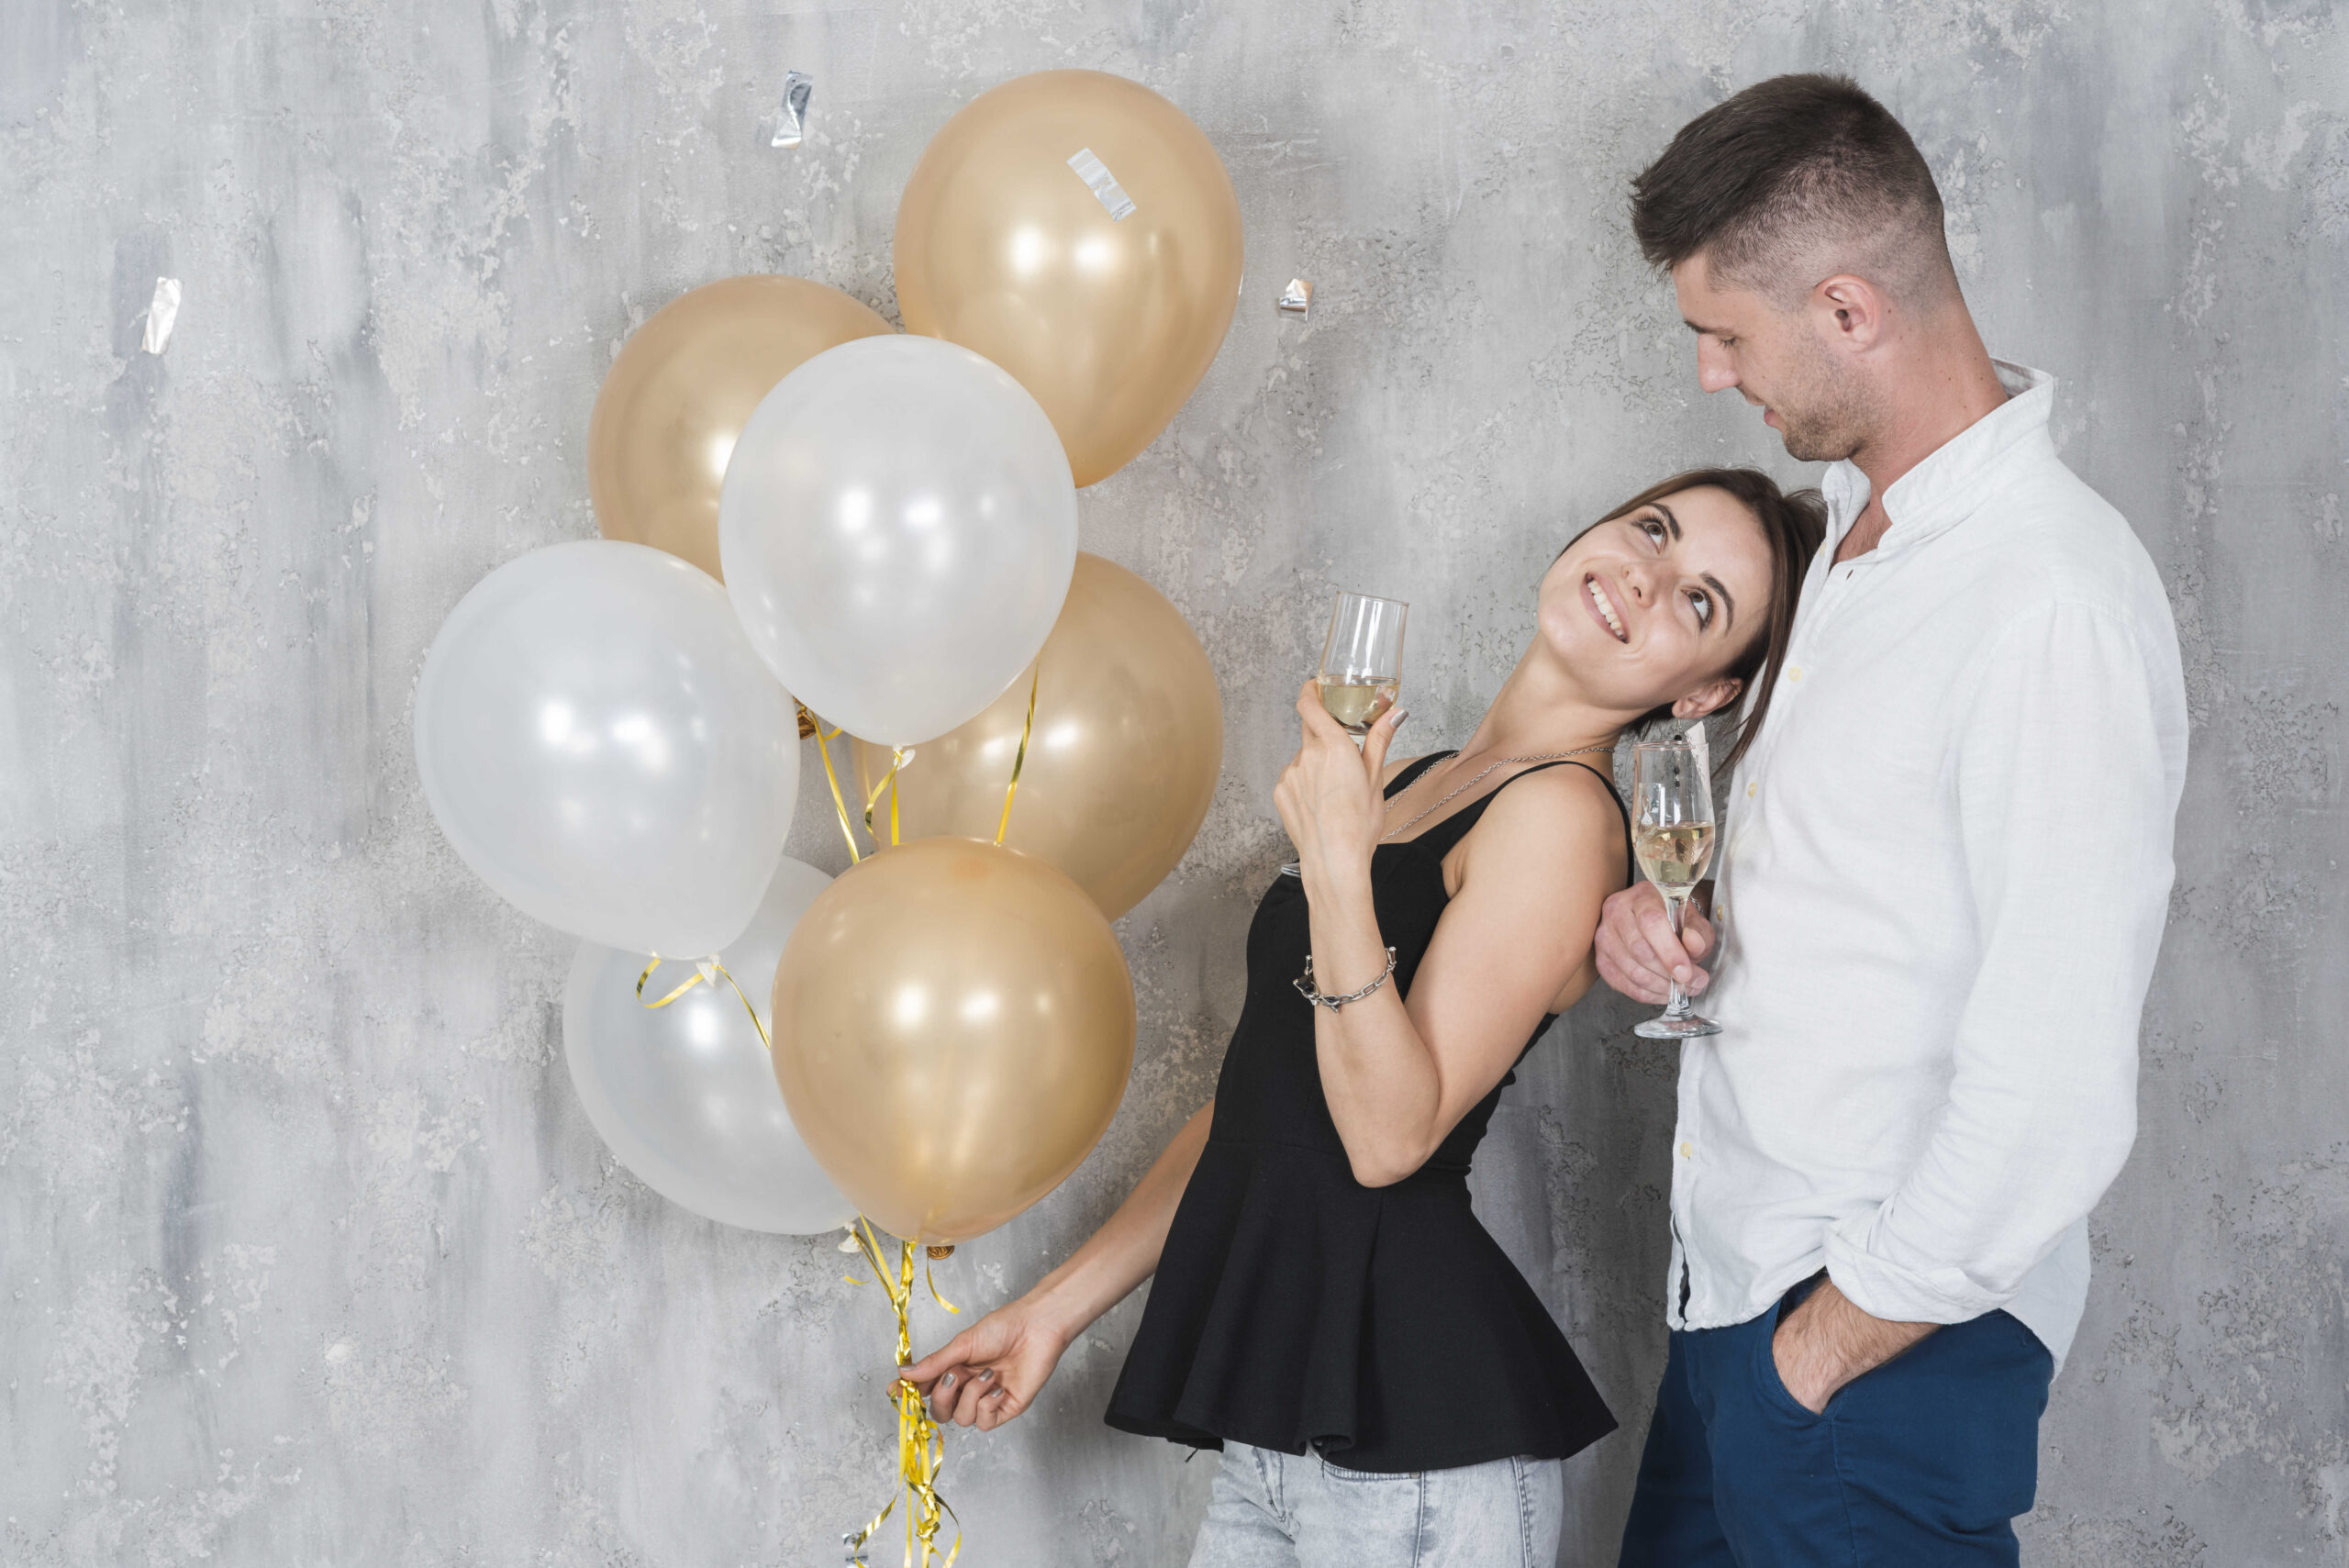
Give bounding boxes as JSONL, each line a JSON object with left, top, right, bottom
{"left": 1630, "top": 740, "right": 1721, "bottom": 1039}
{"left": 1280, "top": 589, "right": 1408, "bottom": 876}
{"left": 1317, "top": 591, "right": 1407, "bottom": 738}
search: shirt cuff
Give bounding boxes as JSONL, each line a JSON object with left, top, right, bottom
{"left": 1821, "top": 1207, "right": 2006, "bottom": 1326}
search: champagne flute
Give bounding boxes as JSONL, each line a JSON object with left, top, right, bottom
{"left": 1280, "top": 590, "right": 1408, "bottom": 876}
{"left": 1630, "top": 740, "right": 1721, "bottom": 1039}
{"left": 1316, "top": 590, "right": 1407, "bottom": 738}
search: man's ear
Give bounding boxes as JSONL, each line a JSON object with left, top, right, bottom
{"left": 1672, "top": 676, "right": 1743, "bottom": 721}
{"left": 1811, "top": 273, "right": 1886, "bottom": 353}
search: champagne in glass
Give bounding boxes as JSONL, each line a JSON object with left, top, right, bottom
{"left": 1630, "top": 740, "right": 1722, "bottom": 1040}
{"left": 1281, "top": 589, "right": 1408, "bottom": 875}
{"left": 1633, "top": 821, "right": 1717, "bottom": 895}
{"left": 1318, "top": 676, "right": 1400, "bottom": 735}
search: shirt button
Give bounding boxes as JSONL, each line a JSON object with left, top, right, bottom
{"left": 1677, "top": 1140, "right": 1694, "bottom": 1159}
{"left": 1786, "top": 665, "right": 1804, "bottom": 683}
{"left": 1745, "top": 780, "right": 1757, "bottom": 798}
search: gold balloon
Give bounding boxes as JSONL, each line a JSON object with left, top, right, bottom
{"left": 851, "top": 554, "right": 1222, "bottom": 920}
{"left": 771, "top": 838, "right": 1137, "bottom": 1244}
{"left": 587, "top": 275, "right": 893, "bottom": 580}
{"left": 894, "top": 70, "right": 1243, "bottom": 487}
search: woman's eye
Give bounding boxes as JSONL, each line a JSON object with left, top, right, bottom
{"left": 1641, "top": 517, "right": 1666, "bottom": 544}
{"left": 1688, "top": 590, "right": 1713, "bottom": 630}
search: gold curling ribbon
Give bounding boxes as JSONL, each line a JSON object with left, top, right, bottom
{"left": 992, "top": 666, "right": 1041, "bottom": 847}
{"left": 635, "top": 955, "right": 771, "bottom": 1051}
{"left": 862, "top": 746, "right": 914, "bottom": 849}
{"left": 842, "top": 1218, "right": 962, "bottom": 1567}
{"left": 799, "top": 701, "right": 863, "bottom": 865}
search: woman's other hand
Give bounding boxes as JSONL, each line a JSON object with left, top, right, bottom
{"left": 900, "top": 1301, "right": 1071, "bottom": 1432}
{"left": 1274, "top": 680, "right": 1407, "bottom": 884}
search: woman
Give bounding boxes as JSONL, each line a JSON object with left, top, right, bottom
{"left": 905, "top": 469, "right": 1826, "bottom": 1564}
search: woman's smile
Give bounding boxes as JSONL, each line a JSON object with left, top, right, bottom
{"left": 1584, "top": 573, "right": 1630, "bottom": 643}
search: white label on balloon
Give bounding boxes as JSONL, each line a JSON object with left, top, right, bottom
{"left": 1067, "top": 148, "right": 1136, "bottom": 221}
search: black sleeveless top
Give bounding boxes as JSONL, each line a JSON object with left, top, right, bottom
{"left": 1105, "top": 753, "right": 1629, "bottom": 1472}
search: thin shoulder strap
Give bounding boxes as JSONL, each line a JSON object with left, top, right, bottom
{"left": 1383, "top": 751, "right": 1456, "bottom": 799}
{"left": 1547, "top": 760, "right": 1637, "bottom": 886}
{"left": 1412, "top": 757, "right": 1634, "bottom": 882}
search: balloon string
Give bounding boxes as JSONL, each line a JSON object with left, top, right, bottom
{"left": 635, "top": 956, "right": 771, "bottom": 1051}
{"left": 994, "top": 666, "right": 1041, "bottom": 847}
{"left": 800, "top": 701, "right": 863, "bottom": 865}
{"left": 926, "top": 1256, "right": 959, "bottom": 1316}
{"left": 843, "top": 1218, "right": 961, "bottom": 1568}
{"left": 862, "top": 746, "right": 914, "bottom": 850}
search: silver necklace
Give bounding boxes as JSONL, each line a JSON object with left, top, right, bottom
{"left": 1379, "top": 744, "right": 1614, "bottom": 842}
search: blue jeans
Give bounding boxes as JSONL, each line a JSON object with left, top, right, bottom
{"left": 1188, "top": 1441, "right": 1564, "bottom": 1568}
{"left": 1618, "top": 1276, "right": 2053, "bottom": 1567}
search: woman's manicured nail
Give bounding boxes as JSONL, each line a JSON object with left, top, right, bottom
{"left": 941, "top": 1373, "right": 955, "bottom": 1388}
{"left": 977, "top": 1368, "right": 996, "bottom": 1382}
{"left": 1390, "top": 708, "right": 1410, "bottom": 730}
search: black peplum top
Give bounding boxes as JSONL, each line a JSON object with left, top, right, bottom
{"left": 1104, "top": 752, "right": 1627, "bottom": 1473}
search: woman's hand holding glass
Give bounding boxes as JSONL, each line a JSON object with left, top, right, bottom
{"left": 1274, "top": 680, "right": 1408, "bottom": 892}
{"left": 1280, "top": 589, "right": 1407, "bottom": 875}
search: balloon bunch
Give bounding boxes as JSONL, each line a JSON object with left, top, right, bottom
{"left": 411, "top": 69, "right": 1240, "bottom": 1566}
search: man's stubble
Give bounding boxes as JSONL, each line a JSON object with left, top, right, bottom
{"left": 1769, "top": 325, "right": 1880, "bottom": 466}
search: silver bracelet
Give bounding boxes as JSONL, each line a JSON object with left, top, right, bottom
{"left": 1294, "top": 947, "right": 1398, "bottom": 1010}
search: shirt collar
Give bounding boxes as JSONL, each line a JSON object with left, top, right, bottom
{"left": 1820, "top": 361, "right": 2056, "bottom": 556}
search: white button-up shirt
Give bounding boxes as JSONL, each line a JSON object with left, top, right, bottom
{"left": 1672, "top": 361, "right": 2188, "bottom": 1370}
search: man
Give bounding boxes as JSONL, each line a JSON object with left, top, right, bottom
{"left": 1597, "top": 75, "right": 2188, "bottom": 1565}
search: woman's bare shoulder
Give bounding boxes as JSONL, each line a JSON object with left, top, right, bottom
{"left": 1463, "top": 763, "right": 1626, "bottom": 881}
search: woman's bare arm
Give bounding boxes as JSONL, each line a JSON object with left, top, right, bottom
{"left": 1276, "top": 689, "right": 1621, "bottom": 1186}
{"left": 900, "top": 1100, "right": 1213, "bottom": 1429}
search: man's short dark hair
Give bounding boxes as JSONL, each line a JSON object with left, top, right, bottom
{"left": 1630, "top": 74, "right": 1954, "bottom": 307}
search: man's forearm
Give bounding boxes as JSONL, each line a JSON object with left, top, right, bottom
{"left": 1771, "top": 1277, "right": 1936, "bottom": 1413}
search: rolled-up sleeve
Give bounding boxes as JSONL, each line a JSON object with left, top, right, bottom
{"left": 1823, "top": 601, "right": 2177, "bottom": 1325}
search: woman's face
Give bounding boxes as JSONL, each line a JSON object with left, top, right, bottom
{"left": 1536, "top": 484, "right": 1776, "bottom": 718}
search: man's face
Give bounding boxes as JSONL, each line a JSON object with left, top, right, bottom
{"left": 1672, "top": 252, "right": 1871, "bottom": 464}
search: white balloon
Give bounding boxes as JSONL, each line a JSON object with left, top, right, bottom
{"left": 563, "top": 857, "right": 855, "bottom": 1234}
{"left": 718, "top": 334, "right": 1078, "bottom": 746}
{"left": 415, "top": 539, "right": 796, "bottom": 957}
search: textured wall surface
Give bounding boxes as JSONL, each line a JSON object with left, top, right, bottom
{"left": 4, "top": 0, "right": 2345, "bottom": 1562}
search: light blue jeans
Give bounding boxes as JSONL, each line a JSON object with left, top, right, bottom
{"left": 1187, "top": 1441, "right": 1564, "bottom": 1567}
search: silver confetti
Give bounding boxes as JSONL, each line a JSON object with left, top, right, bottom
{"left": 1066, "top": 147, "right": 1136, "bottom": 221}
{"left": 772, "top": 71, "right": 814, "bottom": 149}
{"left": 141, "top": 276, "right": 182, "bottom": 354}
{"left": 1277, "top": 278, "right": 1312, "bottom": 320}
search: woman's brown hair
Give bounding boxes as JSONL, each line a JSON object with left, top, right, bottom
{"left": 1562, "top": 468, "right": 1827, "bottom": 774}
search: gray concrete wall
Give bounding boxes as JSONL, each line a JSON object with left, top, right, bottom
{"left": 4, "top": 0, "right": 2343, "bottom": 1562}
